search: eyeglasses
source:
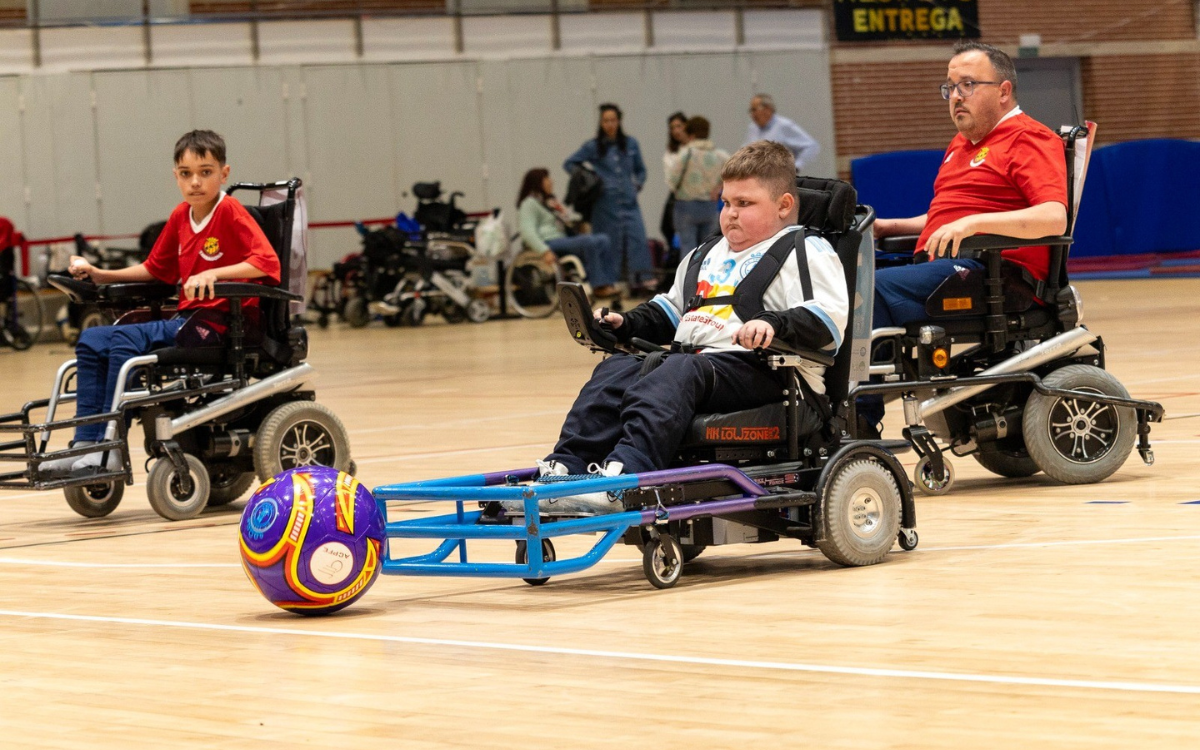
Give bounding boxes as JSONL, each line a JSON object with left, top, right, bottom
{"left": 940, "top": 80, "right": 999, "bottom": 100}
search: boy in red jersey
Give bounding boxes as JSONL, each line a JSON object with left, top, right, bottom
{"left": 48, "top": 130, "right": 280, "bottom": 473}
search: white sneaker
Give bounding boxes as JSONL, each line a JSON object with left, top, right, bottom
{"left": 71, "top": 446, "right": 123, "bottom": 472}
{"left": 39, "top": 441, "right": 95, "bottom": 475}
{"left": 537, "top": 459, "right": 569, "bottom": 478}
{"left": 542, "top": 461, "right": 625, "bottom": 515}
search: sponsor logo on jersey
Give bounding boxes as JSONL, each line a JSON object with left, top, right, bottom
{"left": 969, "top": 147, "right": 989, "bottom": 168}
{"left": 944, "top": 150, "right": 955, "bottom": 164}
{"left": 201, "top": 236, "right": 223, "bottom": 261}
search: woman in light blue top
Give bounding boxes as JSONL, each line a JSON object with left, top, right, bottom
{"left": 517, "top": 168, "right": 618, "bottom": 296}
{"left": 564, "top": 103, "right": 653, "bottom": 291}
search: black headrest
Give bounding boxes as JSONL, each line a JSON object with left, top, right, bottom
{"left": 412, "top": 182, "right": 442, "bottom": 201}
{"left": 795, "top": 177, "right": 857, "bottom": 234}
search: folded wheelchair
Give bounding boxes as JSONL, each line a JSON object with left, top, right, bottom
{"left": 0, "top": 179, "right": 354, "bottom": 521}
{"left": 371, "top": 178, "right": 922, "bottom": 589}
{"left": 862, "top": 123, "right": 1164, "bottom": 495}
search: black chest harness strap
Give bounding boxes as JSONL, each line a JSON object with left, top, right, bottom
{"left": 683, "top": 228, "right": 819, "bottom": 321}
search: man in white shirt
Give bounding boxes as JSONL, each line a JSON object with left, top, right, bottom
{"left": 745, "top": 94, "right": 821, "bottom": 173}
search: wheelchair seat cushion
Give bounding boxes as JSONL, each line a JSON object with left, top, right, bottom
{"left": 685, "top": 403, "right": 789, "bottom": 446}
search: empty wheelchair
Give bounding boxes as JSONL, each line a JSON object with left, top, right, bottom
{"left": 371, "top": 178, "right": 921, "bottom": 590}
{"left": 862, "top": 123, "right": 1164, "bottom": 495}
{"left": 0, "top": 179, "right": 354, "bottom": 521}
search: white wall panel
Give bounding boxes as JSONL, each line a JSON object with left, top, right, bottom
{"left": 750, "top": 49, "right": 837, "bottom": 178}
{"left": 484, "top": 56, "right": 596, "bottom": 215}
{"left": 362, "top": 18, "right": 456, "bottom": 62}
{"left": 462, "top": 15, "right": 552, "bottom": 57}
{"left": 258, "top": 21, "right": 357, "bottom": 65}
{"left": 0, "top": 30, "right": 33, "bottom": 75}
{"left": 300, "top": 65, "right": 398, "bottom": 266}
{"left": 389, "top": 62, "right": 487, "bottom": 216}
{"left": 188, "top": 67, "right": 289, "bottom": 185}
{"left": 18, "top": 74, "right": 101, "bottom": 238}
{"left": 665, "top": 53, "right": 756, "bottom": 156}
{"left": 743, "top": 9, "right": 825, "bottom": 50}
{"left": 92, "top": 70, "right": 194, "bottom": 233}
{"left": 652, "top": 11, "right": 736, "bottom": 51}
{"left": 558, "top": 12, "right": 644, "bottom": 53}
{"left": 39, "top": 27, "right": 144, "bottom": 72}
{"left": 151, "top": 22, "right": 254, "bottom": 68}
{"left": 0, "top": 78, "right": 28, "bottom": 230}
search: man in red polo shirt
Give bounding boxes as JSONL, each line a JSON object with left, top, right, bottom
{"left": 860, "top": 41, "right": 1068, "bottom": 435}
{"left": 872, "top": 40, "right": 1068, "bottom": 327}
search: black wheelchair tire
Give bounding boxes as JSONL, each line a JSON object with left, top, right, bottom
{"left": 973, "top": 447, "right": 1040, "bottom": 478}
{"left": 343, "top": 296, "right": 370, "bottom": 328}
{"left": 254, "top": 401, "right": 353, "bottom": 482}
{"left": 64, "top": 481, "right": 124, "bottom": 518}
{"left": 1022, "top": 365, "right": 1136, "bottom": 485}
{"left": 816, "top": 457, "right": 901, "bottom": 567}
{"left": 146, "top": 454, "right": 211, "bottom": 521}
{"left": 515, "top": 538, "right": 556, "bottom": 586}
{"left": 206, "top": 464, "right": 257, "bottom": 506}
{"left": 680, "top": 544, "right": 706, "bottom": 563}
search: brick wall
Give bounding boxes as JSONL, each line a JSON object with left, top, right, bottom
{"left": 1082, "top": 52, "right": 1200, "bottom": 142}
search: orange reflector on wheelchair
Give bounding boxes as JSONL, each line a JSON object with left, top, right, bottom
{"left": 932, "top": 348, "right": 949, "bottom": 369}
{"left": 942, "top": 297, "right": 973, "bottom": 311}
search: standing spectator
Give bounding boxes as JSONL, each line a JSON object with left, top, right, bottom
{"left": 660, "top": 111, "right": 689, "bottom": 244}
{"left": 665, "top": 116, "right": 730, "bottom": 254}
{"left": 745, "top": 93, "right": 821, "bottom": 173}
{"left": 564, "top": 103, "right": 654, "bottom": 293}
{"left": 516, "top": 168, "right": 618, "bottom": 298}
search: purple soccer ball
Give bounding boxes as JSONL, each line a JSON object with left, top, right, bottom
{"left": 239, "top": 466, "right": 386, "bottom": 615}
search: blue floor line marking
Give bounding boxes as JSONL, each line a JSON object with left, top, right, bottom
{"left": 1085, "top": 501, "right": 1129, "bottom": 505}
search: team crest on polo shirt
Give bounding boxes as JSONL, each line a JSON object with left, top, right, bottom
{"left": 969, "top": 147, "right": 990, "bottom": 168}
{"left": 201, "top": 236, "right": 223, "bottom": 261}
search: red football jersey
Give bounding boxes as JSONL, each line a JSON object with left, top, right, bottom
{"left": 918, "top": 112, "right": 1068, "bottom": 280}
{"left": 143, "top": 193, "right": 281, "bottom": 311}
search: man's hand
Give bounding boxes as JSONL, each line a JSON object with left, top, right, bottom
{"left": 183, "top": 269, "right": 221, "bottom": 301}
{"left": 733, "top": 319, "right": 776, "bottom": 350}
{"left": 924, "top": 215, "right": 978, "bottom": 260}
{"left": 594, "top": 308, "right": 623, "bottom": 329}
{"left": 68, "top": 255, "right": 96, "bottom": 281}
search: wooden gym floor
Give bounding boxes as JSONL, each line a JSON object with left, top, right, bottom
{"left": 0, "top": 278, "right": 1197, "bottom": 748}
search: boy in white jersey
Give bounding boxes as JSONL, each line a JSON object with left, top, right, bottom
{"left": 540, "top": 141, "right": 848, "bottom": 512}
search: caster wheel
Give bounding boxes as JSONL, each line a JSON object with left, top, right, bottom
{"left": 914, "top": 455, "right": 955, "bottom": 496}
{"left": 515, "top": 538, "right": 556, "bottom": 586}
{"left": 898, "top": 528, "right": 919, "bottom": 551}
{"left": 343, "top": 296, "right": 369, "bottom": 328}
{"left": 465, "top": 298, "right": 490, "bottom": 324}
{"left": 64, "top": 481, "right": 124, "bottom": 518}
{"left": 146, "top": 454, "right": 210, "bottom": 521}
{"left": 642, "top": 533, "right": 684, "bottom": 589}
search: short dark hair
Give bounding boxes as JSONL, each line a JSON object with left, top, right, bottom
{"left": 174, "top": 129, "right": 226, "bottom": 165}
{"left": 685, "top": 116, "right": 710, "bottom": 140}
{"left": 721, "top": 140, "right": 795, "bottom": 200}
{"left": 952, "top": 40, "right": 1018, "bottom": 96}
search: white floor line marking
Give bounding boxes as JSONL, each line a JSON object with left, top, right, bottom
{"left": 349, "top": 410, "right": 564, "bottom": 436}
{"left": 915, "top": 534, "right": 1200, "bottom": 553}
{"left": 0, "top": 558, "right": 238, "bottom": 569}
{"left": 1, "top": 609, "right": 1197, "bottom": 696}
{"left": 355, "top": 443, "right": 549, "bottom": 466}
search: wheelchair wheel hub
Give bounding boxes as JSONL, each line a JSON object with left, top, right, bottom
{"left": 1049, "top": 388, "right": 1117, "bottom": 463}
{"left": 280, "top": 421, "right": 335, "bottom": 468}
{"left": 848, "top": 487, "right": 883, "bottom": 539}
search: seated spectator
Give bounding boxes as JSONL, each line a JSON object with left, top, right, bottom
{"left": 517, "top": 168, "right": 618, "bottom": 298}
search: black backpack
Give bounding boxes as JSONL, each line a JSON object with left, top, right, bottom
{"left": 564, "top": 164, "right": 603, "bottom": 221}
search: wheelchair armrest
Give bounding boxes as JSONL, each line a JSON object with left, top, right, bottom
{"left": 763, "top": 339, "right": 836, "bottom": 368}
{"left": 957, "top": 234, "right": 1073, "bottom": 253}
{"left": 877, "top": 235, "right": 919, "bottom": 254}
{"left": 99, "top": 281, "right": 179, "bottom": 302}
{"left": 210, "top": 282, "right": 303, "bottom": 302}
{"left": 46, "top": 274, "right": 100, "bottom": 304}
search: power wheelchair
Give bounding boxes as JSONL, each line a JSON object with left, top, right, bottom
{"left": 0, "top": 179, "right": 354, "bottom": 521}
{"left": 370, "top": 177, "right": 921, "bottom": 590}
{"left": 861, "top": 124, "right": 1164, "bottom": 495}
